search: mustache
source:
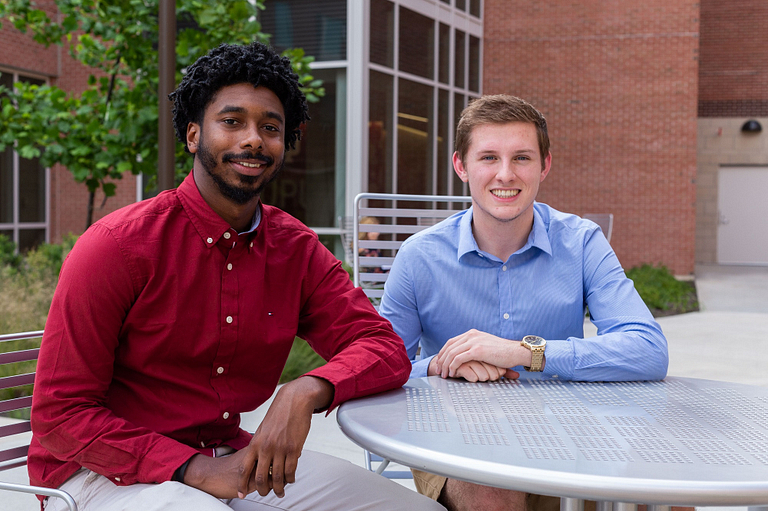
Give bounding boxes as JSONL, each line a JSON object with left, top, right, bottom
{"left": 222, "top": 152, "right": 274, "bottom": 166}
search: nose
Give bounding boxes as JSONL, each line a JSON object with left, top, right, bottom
{"left": 240, "top": 125, "right": 263, "bottom": 150}
{"left": 496, "top": 159, "right": 517, "bottom": 183}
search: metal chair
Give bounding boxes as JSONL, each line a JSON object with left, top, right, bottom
{"left": 583, "top": 213, "right": 614, "bottom": 243}
{"left": 0, "top": 330, "right": 78, "bottom": 510}
{"left": 352, "top": 192, "right": 471, "bottom": 478}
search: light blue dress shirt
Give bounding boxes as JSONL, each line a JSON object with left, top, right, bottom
{"left": 379, "top": 203, "right": 669, "bottom": 381}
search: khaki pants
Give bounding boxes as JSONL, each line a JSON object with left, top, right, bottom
{"left": 44, "top": 451, "right": 444, "bottom": 511}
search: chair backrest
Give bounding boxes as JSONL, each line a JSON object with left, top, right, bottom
{"left": 0, "top": 330, "right": 78, "bottom": 510}
{"left": 0, "top": 330, "right": 41, "bottom": 471}
{"left": 353, "top": 193, "right": 472, "bottom": 308}
{"left": 583, "top": 213, "right": 614, "bottom": 243}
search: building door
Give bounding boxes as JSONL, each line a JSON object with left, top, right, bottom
{"left": 717, "top": 166, "right": 768, "bottom": 265}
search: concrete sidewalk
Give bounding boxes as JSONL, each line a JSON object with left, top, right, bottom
{"left": 4, "top": 264, "right": 768, "bottom": 509}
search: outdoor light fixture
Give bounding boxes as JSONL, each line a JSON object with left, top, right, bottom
{"left": 741, "top": 119, "right": 762, "bottom": 133}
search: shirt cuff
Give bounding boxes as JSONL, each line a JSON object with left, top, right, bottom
{"left": 539, "top": 339, "right": 573, "bottom": 380}
{"left": 410, "top": 356, "right": 433, "bottom": 378}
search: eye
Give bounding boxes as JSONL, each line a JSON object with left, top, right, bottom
{"left": 481, "top": 155, "right": 497, "bottom": 161}
{"left": 222, "top": 118, "right": 239, "bottom": 125}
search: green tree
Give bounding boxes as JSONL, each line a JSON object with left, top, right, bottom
{"left": 0, "top": 0, "right": 323, "bottom": 229}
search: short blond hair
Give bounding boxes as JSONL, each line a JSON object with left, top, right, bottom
{"left": 455, "top": 95, "right": 550, "bottom": 166}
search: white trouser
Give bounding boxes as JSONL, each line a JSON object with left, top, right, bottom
{"left": 44, "top": 450, "right": 444, "bottom": 511}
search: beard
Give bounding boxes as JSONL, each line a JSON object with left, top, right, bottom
{"left": 196, "top": 134, "right": 284, "bottom": 205}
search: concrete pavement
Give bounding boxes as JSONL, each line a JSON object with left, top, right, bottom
{"left": 3, "top": 264, "right": 768, "bottom": 509}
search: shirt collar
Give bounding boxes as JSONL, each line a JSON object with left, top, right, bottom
{"left": 457, "top": 203, "right": 553, "bottom": 262}
{"left": 176, "top": 171, "right": 260, "bottom": 249}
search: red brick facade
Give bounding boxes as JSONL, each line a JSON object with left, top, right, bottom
{"left": 699, "top": 0, "right": 768, "bottom": 117}
{"left": 1, "top": 3, "right": 137, "bottom": 243}
{"left": 483, "top": 0, "right": 700, "bottom": 275}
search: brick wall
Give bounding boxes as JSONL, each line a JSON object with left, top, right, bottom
{"left": 699, "top": 0, "right": 768, "bottom": 117}
{"left": 483, "top": 0, "right": 700, "bottom": 275}
{"left": 1, "top": 2, "right": 138, "bottom": 243}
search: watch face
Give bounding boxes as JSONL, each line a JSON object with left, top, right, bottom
{"left": 524, "top": 335, "right": 545, "bottom": 347}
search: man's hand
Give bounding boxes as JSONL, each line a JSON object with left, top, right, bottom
{"left": 184, "top": 376, "right": 333, "bottom": 500}
{"left": 427, "top": 357, "right": 513, "bottom": 382}
{"left": 434, "top": 329, "right": 530, "bottom": 380}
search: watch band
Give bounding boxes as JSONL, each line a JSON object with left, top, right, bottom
{"left": 522, "top": 335, "right": 546, "bottom": 372}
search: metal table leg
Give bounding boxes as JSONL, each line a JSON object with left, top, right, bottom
{"left": 560, "top": 498, "right": 584, "bottom": 511}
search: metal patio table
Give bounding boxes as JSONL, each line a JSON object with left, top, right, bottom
{"left": 337, "top": 375, "right": 768, "bottom": 510}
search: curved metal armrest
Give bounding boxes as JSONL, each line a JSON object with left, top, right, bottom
{"left": 0, "top": 481, "right": 78, "bottom": 511}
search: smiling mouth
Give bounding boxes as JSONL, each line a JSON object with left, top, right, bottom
{"left": 234, "top": 161, "right": 264, "bottom": 169}
{"left": 491, "top": 189, "right": 520, "bottom": 199}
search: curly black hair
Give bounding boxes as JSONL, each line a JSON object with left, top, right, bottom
{"left": 169, "top": 41, "right": 310, "bottom": 153}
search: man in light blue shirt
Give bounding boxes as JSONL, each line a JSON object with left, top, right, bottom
{"left": 379, "top": 95, "right": 669, "bottom": 511}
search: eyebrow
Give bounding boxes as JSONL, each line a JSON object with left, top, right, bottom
{"left": 216, "top": 105, "right": 285, "bottom": 124}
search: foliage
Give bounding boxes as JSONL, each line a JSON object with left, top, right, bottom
{"left": 279, "top": 338, "right": 327, "bottom": 384}
{"left": 0, "top": 234, "right": 22, "bottom": 269}
{"left": 0, "top": 0, "right": 324, "bottom": 226}
{"left": 626, "top": 264, "right": 699, "bottom": 316}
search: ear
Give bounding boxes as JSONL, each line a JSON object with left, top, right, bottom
{"left": 452, "top": 152, "right": 469, "bottom": 183}
{"left": 186, "top": 123, "right": 200, "bottom": 154}
{"left": 540, "top": 152, "right": 552, "bottom": 183}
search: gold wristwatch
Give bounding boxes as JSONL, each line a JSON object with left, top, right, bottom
{"left": 521, "top": 335, "right": 546, "bottom": 372}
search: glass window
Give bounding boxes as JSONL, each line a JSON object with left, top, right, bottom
{"left": 260, "top": 0, "right": 347, "bottom": 61}
{"left": 19, "top": 229, "right": 45, "bottom": 252}
{"left": 470, "top": 0, "right": 481, "bottom": 18}
{"left": 456, "top": 0, "right": 466, "bottom": 11}
{"left": 370, "top": 0, "right": 394, "bottom": 68}
{"left": 455, "top": 30, "right": 465, "bottom": 89}
{"left": 368, "top": 70, "right": 394, "bottom": 193}
{"left": 398, "top": 7, "right": 434, "bottom": 80}
{"left": 261, "top": 68, "right": 342, "bottom": 227}
{"left": 437, "top": 89, "right": 450, "bottom": 196}
{"left": 0, "top": 70, "right": 48, "bottom": 251}
{"left": 469, "top": 35, "right": 480, "bottom": 92}
{"left": 0, "top": 147, "right": 12, "bottom": 223}
{"left": 397, "top": 78, "right": 433, "bottom": 195}
{"left": 18, "top": 154, "right": 45, "bottom": 223}
{"left": 438, "top": 23, "right": 450, "bottom": 85}
{"left": 453, "top": 93, "right": 466, "bottom": 196}
{"left": 0, "top": 71, "right": 12, "bottom": 91}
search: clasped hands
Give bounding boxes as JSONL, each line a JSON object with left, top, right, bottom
{"left": 183, "top": 375, "right": 332, "bottom": 500}
{"left": 427, "top": 329, "right": 532, "bottom": 382}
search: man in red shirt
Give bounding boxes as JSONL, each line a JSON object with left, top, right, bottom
{"left": 30, "top": 42, "right": 442, "bottom": 511}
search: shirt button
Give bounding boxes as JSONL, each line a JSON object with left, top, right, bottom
{"left": 502, "top": 265, "right": 507, "bottom": 271}
{"left": 503, "top": 313, "right": 510, "bottom": 320}
{"left": 201, "top": 441, "right": 206, "bottom": 447}
{"left": 226, "top": 316, "right": 233, "bottom": 324}
{"left": 250, "top": 242, "right": 253, "bottom": 248}
{"left": 206, "top": 237, "right": 213, "bottom": 244}
{"left": 217, "top": 366, "right": 224, "bottom": 374}
{"left": 223, "top": 412, "right": 230, "bottom": 420}
{"left": 114, "top": 477, "right": 121, "bottom": 482}
{"left": 223, "top": 232, "right": 231, "bottom": 240}
{"left": 227, "top": 263, "right": 233, "bottom": 271}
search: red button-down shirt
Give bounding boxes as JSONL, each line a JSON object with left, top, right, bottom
{"left": 28, "top": 172, "right": 410, "bottom": 491}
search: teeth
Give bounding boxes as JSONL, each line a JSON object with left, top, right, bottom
{"left": 492, "top": 189, "right": 519, "bottom": 198}
{"left": 237, "top": 161, "right": 262, "bottom": 168}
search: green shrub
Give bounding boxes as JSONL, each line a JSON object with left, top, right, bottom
{"left": 279, "top": 338, "right": 326, "bottom": 383}
{"left": 626, "top": 264, "right": 698, "bottom": 314}
{"left": 0, "top": 234, "right": 22, "bottom": 269}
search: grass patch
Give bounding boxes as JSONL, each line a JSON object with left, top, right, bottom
{"left": 626, "top": 264, "right": 699, "bottom": 317}
{"left": 279, "top": 338, "right": 326, "bottom": 383}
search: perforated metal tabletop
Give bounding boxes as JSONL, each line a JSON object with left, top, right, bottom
{"left": 337, "top": 376, "right": 768, "bottom": 507}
